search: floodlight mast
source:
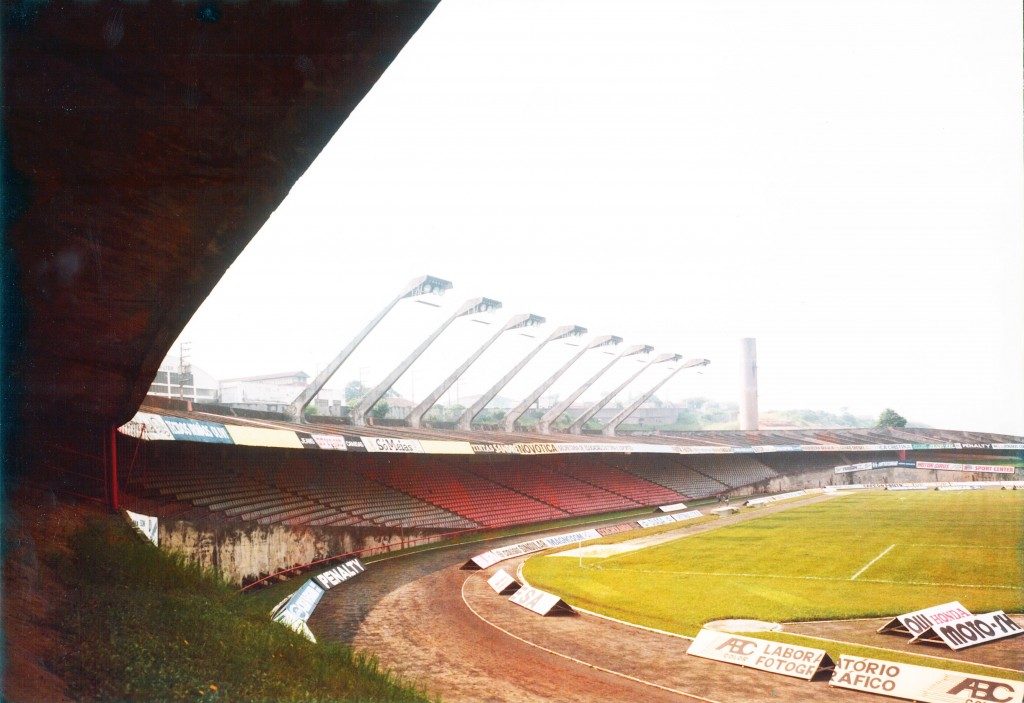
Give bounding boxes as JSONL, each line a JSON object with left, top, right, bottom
{"left": 349, "top": 297, "right": 502, "bottom": 426}
{"left": 455, "top": 324, "right": 588, "bottom": 431}
{"left": 565, "top": 352, "right": 678, "bottom": 435}
{"left": 406, "top": 313, "right": 545, "bottom": 428}
{"left": 535, "top": 344, "right": 652, "bottom": 434}
{"left": 502, "top": 335, "right": 622, "bottom": 433}
{"left": 287, "top": 275, "right": 451, "bottom": 422}
{"left": 600, "top": 358, "right": 710, "bottom": 436}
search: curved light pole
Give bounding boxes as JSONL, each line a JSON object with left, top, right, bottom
{"left": 600, "top": 358, "right": 710, "bottom": 436}
{"left": 406, "top": 313, "right": 545, "bottom": 428}
{"left": 455, "top": 324, "right": 587, "bottom": 430}
{"left": 349, "top": 297, "right": 502, "bottom": 426}
{"left": 566, "top": 352, "right": 680, "bottom": 435}
{"left": 503, "top": 335, "right": 622, "bottom": 433}
{"left": 288, "top": 275, "right": 451, "bottom": 422}
{"left": 535, "top": 344, "right": 652, "bottom": 434}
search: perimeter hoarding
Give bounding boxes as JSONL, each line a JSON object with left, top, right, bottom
{"left": 877, "top": 601, "right": 972, "bottom": 639}
{"left": 119, "top": 412, "right": 175, "bottom": 441}
{"left": 830, "top": 655, "right": 1024, "bottom": 703}
{"left": 508, "top": 585, "right": 575, "bottom": 616}
{"left": 361, "top": 436, "right": 423, "bottom": 453}
{"left": 686, "top": 629, "right": 833, "bottom": 681}
{"left": 270, "top": 579, "right": 325, "bottom": 643}
{"left": 925, "top": 611, "right": 1024, "bottom": 650}
{"left": 638, "top": 514, "right": 677, "bottom": 528}
{"left": 486, "top": 568, "right": 521, "bottom": 595}
{"left": 312, "top": 558, "right": 366, "bottom": 591}
{"left": 163, "top": 416, "right": 233, "bottom": 443}
{"left": 225, "top": 424, "right": 304, "bottom": 449}
{"left": 125, "top": 510, "right": 159, "bottom": 546}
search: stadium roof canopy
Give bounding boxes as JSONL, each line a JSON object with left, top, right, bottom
{"left": 3, "top": 0, "right": 440, "bottom": 462}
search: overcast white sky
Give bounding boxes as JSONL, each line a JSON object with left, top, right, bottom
{"left": 173, "top": 0, "right": 1023, "bottom": 434}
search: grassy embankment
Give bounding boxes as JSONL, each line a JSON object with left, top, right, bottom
{"left": 52, "top": 516, "right": 433, "bottom": 702}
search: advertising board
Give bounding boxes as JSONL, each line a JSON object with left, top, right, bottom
{"left": 637, "top": 514, "right": 676, "bottom": 528}
{"left": 312, "top": 558, "right": 366, "bottom": 591}
{"left": 486, "top": 568, "right": 521, "bottom": 595}
{"left": 686, "top": 628, "right": 833, "bottom": 680}
{"left": 830, "top": 655, "right": 1023, "bottom": 703}
{"left": 361, "top": 436, "right": 423, "bottom": 453}
{"left": 163, "top": 416, "right": 233, "bottom": 443}
{"left": 125, "top": 510, "right": 158, "bottom": 546}
{"left": 508, "top": 585, "right": 575, "bottom": 616}
{"left": 925, "top": 611, "right": 1023, "bottom": 650}
{"left": 225, "top": 425, "right": 304, "bottom": 449}
{"left": 877, "top": 601, "right": 972, "bottom": 639}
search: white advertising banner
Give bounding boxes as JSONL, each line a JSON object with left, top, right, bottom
{"left": 686, "top": 629, "right": 832, "bottom": 681}
{"left": 467, "top": 551, "right": 500, "bottom": 570}
{"left": 991, "top": 443, "right": 1024, "bottom": 450}
{"left": 877, "top": 601, "right": 972, "bottom": 639}
{"left": 554, "top": 442, "right": 632, "bottom": 454}
{"left": 312, "top": 558, "right": 366, "bottom": 590}
{"left": 676, "top": 445, "right": 733, "bottom": 454}
{"left": 543, "top": 529, "right": 601, "bottom": 548}
{"left": 638, "top": 514, "right": 677, "bottom": 528}
{"left": 887, "top": 484, "right": 931, "bottom": 491}
{"left": 125, "top": 510, "right": 159, "bottom": 546}
{"left": 508, "top": 585, "right": 574, "bottom": 616}
{"left": 119, "top": 412, "right": 175, "bottom": 441}
{"left": 657, "top": 502, "right": 688, "bottom": 513}
{"left": 490, "top": 539, "right": 548, "bottom": 561}
{"left": 671, "top": 510, "right": 703, "bottom": 522}
{"left": 512, "top": 443, "right": 560, "bottom": 455}
{"left": 917, "top": 461, "right": 1016, "bottom": 474}
{"left": 486, "top": 568, "right": 520, "bottom": 595}
{"left": 311, "top": 433, "right": 348, "bottom": 451}
{"left": 361, "top": 436, "right": 424, "bottom": 453}
{"left": 418, "top": 440, "right": 474, "bottom": 454}
{"left": 830, "top": 655, "right": 1024, "bottom": 703}
{"left": 928, "top": 611, "right": 1024, "bottom": 650}
{"left": 629, "top": 443, "right": 680, "bottom": 454}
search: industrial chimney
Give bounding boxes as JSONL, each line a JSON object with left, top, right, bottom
{"left": 739, "top": 337, "right": 759, "bottom": 431}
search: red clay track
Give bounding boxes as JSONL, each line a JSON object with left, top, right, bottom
{"left": 310, "top": 501, "right": 948, "bottom": 702}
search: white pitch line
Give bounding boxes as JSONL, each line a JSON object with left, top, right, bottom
{"left": 851, "top": 544, "right": 896, "bottom": 581}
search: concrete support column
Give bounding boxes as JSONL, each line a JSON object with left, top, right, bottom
{"left": 739, "top": 337, "right": 759, "bottom": 431}
{"left": 600, "top": 358, "right": 709, "bottom": 436}
{"left": 503, "top": 335, "right": 621, "bottom": 432}
{"left": 350, "top": 297, "right": 501, "bottom": 426}
{"left": 455, "top": 325, "right": 586, "bottom": 431}
{"left": 535, "top": 344, "right": 652, "bottom": 434}
{"left": 406, "top": 313, "right": 544, "bottom": 428}
{"left": 287, "top": 275, "right": 452, "bottom": 422}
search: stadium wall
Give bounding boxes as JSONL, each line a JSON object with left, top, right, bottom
{"left": 158, "top": 516, "right": 448, "bottom": 586}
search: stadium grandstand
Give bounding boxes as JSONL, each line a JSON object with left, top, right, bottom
{"left": 4, "top": 3, "right": 1022, "bottom": 702}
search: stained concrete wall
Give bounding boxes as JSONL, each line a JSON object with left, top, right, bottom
{"left": 159, "top": 518, "right": 447, "bottom": 586}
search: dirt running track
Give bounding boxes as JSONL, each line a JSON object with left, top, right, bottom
{"left": 309, "top": 497, "right": 1018, "bottom": 702}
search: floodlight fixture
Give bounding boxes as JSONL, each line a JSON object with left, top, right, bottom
{"left": 349, "top": 296, "right": 502, "bottom": 426}
{"left": 287, "top": 274, "right": 452, "bottom": 422}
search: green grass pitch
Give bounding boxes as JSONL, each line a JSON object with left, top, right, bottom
{"left": 522, "top": 490, "right": 1023, "bottom": 636}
